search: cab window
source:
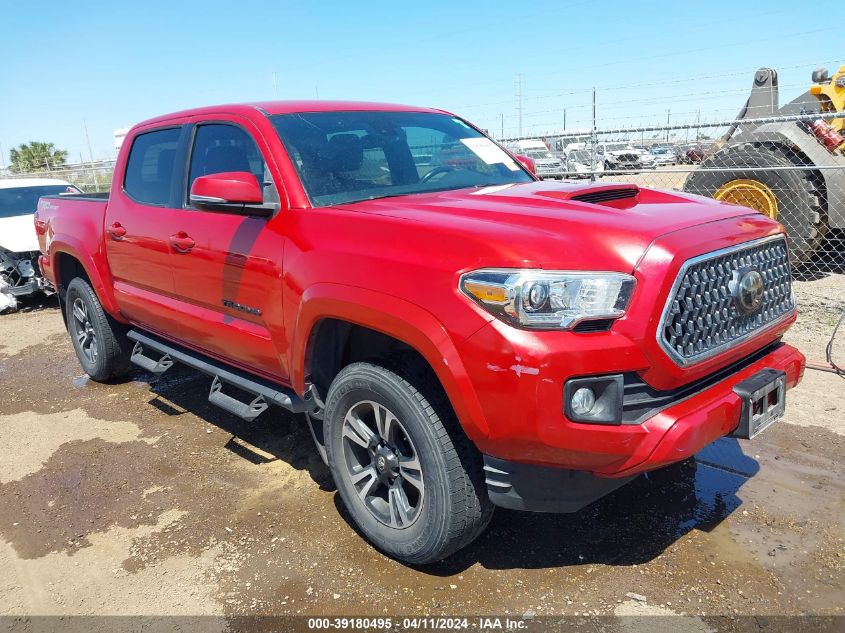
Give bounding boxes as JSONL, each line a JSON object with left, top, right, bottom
{"left": 123, "top": 128, "right": 181, "bottom": 206}
{"left": 187, "top": 124, "right": 277, "bottom": 206}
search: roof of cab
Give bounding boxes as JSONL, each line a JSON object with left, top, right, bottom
{"left": 135, "top": 100, "right": 446, "bottom": 128}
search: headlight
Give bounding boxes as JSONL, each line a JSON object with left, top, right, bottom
{"left": 460, "top": 269, "right": 635, "bottom": 329}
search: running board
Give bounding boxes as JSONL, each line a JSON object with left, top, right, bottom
{"left": 130, "top": 342, "right": 174, "bottom": 374}
{"left": 127, "top": 330, "right": 309, "bottom": 419}
{"left": 209, "top": 376, "right": 268, "bottom": 422}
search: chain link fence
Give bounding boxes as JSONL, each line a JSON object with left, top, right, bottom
{"left": 509, "top": 111, "right": 845, "bottom": 280}
{"left": 505, "top": 109, "right": 845, "bottom": 365}
{"left": 0, "top": 159, "right": 115, "bottom": 192}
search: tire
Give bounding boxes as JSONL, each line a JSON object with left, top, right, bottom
{"left": 324, "top": 361, "right": 493, "bottom": 564}
{"left": 684, "top": 144, "right": 827, "bottom": 262}
{"left": 65, "top": 277, "right": 132, "bottom": 382}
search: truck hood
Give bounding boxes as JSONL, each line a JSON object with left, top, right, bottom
{"left": 339, "top": 181, "right": 756, "bottom": 271}
{"left": 0, "top": 214, "right": 39, "bottom": 253}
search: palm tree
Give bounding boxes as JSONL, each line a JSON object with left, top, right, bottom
{"left": 9, "top": 142, "right": 69, "bottom": 173}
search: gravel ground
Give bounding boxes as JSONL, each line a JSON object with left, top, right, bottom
{"left": 0, "top": 276, "right": 843, "bottom": 630}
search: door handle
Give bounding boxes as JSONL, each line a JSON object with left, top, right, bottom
{"left": 170, "top": 232, "right": 195, "bottom": 253}
{"left": 108, "top": 222, "right": 127, "bottom": 240}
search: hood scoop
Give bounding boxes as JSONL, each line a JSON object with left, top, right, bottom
{"left": 570, "top": 186, "right": 639, "bottom": 206}
{"left": 531, "top": 183, "right": 641, "bottom": 209}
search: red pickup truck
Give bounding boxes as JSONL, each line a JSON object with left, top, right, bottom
{"left": 35, "top": 101, "right": 805, "bottom": 564}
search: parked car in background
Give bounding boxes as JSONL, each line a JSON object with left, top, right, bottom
{"left": 679, "top": 142, "right": 714, "bottom": 164}
{"left": 601, "top": 142, "right": 643, "bottom": 173}
{"left": 632, "top": 147, "right": 657, "bottom": 169}
{"left": 0, "top": 178, "right": 80, "bottom": 312}
{"left": 565, "top": 149, "right": 605, "bottom": 178}
{"left": 649, "top": 146, "right": 676, "bottom": 166}
{"left": 504, "top": 139, "right": 565, "bottom": 179}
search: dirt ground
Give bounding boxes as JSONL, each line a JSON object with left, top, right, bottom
{"left": 0, "top": 276, "right": 843, "bottom": 630}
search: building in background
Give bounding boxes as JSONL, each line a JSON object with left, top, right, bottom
{"left": 113, "top": 128, "right": 130, "bottom": 153}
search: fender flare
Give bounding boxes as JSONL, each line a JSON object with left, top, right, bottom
{"left": 291, "top": 283, "right": 489, "bottom": 441}
{"left": 49, "top": 239, "right": 123, "bottom": 320}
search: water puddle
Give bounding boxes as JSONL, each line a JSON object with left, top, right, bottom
{"left": 71, "top": 374, "right": 90, "bottom": 389}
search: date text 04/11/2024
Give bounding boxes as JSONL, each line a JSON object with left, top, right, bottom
{"left": 306, "top": 617, "right": 530, "bottom": 630}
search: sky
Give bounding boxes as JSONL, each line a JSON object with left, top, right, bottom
{"left": 1, "top": 0, "right": 842, "bottom": 164}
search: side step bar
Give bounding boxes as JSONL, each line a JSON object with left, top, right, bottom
{"left": 127, "top": 330, "right": 310, "bottom": 420}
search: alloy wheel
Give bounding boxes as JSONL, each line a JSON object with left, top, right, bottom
{"left": 340, "top": 400, "right": 424, "bottom": 529}
{"left": 71, "top": 297, "right": 98, "bottom": 365}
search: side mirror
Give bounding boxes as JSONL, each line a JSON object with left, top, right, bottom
{"left": 189, "top": 171, "right": 274, "bottom": 217}
{"left": 515, "top": 154, "right": 536, "bottom": 176}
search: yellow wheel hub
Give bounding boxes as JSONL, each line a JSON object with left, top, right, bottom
{"left": 714, "top": 179, "right": 779, "bottom": 219}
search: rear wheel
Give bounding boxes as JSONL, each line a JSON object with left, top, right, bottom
{"left": 324, "top": 361, "right": 492, "bottom": 564}
{"left": 684, "top": 144, "right": 827, "bottom": 262}
{"left": 65, "top": 277, "right": 131, "bottom": 381}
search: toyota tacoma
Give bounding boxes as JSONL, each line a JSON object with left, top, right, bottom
{"left": 35, "top": 101, "right": 805, "bottom": 564}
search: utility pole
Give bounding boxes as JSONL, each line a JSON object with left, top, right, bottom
{"left": 500, "top": 113, "right": 504, "bottom": 139}
{"left": 83, "top": 120, "right": 95, "bottom": 163}
{"left": 590, "top": 87, "right": 597, "bottom": 183}
{"left": 516, "top": 73, "right": 523, "bottom": 138}
{"left": 696, "top": 109, "right": 701, "bottom": 140}
{"left": 665, "top": 109, "right": 671, "bottom": 142}
{"left": 0, "top": 142, "right": 5, "bottom": 170}
{"left": 315, "top": 85, "right": 319, "bottom": 99}
{"left": 563, "top": 108, "right": 566, "bottom": 132}
{"left": 272, "top": 72, "right": 279, "bottom": 98}
{"left": 83, "top": 120, "right": 99, "bottom": 190}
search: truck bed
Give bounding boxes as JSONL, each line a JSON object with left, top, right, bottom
{"left": 35, "top": 192, "right": 112, "bottom": 293}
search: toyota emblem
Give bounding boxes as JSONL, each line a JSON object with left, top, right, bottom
{"left": 730, "top": 267, "right": 765, "bottom": 315}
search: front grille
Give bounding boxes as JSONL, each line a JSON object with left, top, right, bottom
{"left": 658, "top": 236, "right": 794, "bottom": 365}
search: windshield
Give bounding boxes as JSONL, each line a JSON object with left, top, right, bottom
{"left": 571, "top": 151, "right": 591, "bottom": 161}
{"left": 0, "top": 184, "right": 76, "bottom": 219}
{"left": 271, "top": 111, "right": 533, "bottom": 206}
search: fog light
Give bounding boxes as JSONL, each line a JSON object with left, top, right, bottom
{"left": 570, "top": 387, "right": 596, "bottom": 416}
{"left": 564, "top": 374, "right": 624, "bottom": 425}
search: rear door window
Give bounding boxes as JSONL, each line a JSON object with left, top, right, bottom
{"left": 123, "top": 128, "right": 181, "bottom": 206}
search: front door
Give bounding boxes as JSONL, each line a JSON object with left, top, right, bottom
{"left": 168, "top": 120, "right": 288, "bottom": 381}
{"left": 104, "top": 126, "right": 184, "bottom": 335}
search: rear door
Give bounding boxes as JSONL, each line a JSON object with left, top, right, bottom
{"left": 104, "top": 126, "right": 186, "bottom": 335}
{"left": 168, "top": 118, "right": 288, "bottom": 380}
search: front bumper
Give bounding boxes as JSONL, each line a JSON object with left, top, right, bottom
{"left": 473, "top": 341, "right": 804, "bottom": 513}
{"left": 0, "top": 250, "right": 50, "bottom": 305}
{"left": 459, "top": 317, "right": 805, "bottom": 478}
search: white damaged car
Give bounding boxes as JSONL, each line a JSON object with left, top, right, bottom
{"left": 0, "top": 178, "right": 80, "bottom": 312}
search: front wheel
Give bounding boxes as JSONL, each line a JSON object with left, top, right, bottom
{"left": 324, "top": 361, "right": 492, "bottom": 564}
